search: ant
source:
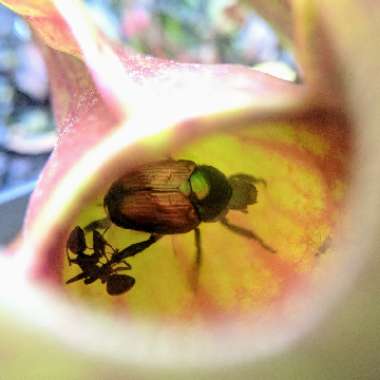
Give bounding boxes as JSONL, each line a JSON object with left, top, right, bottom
{"left": 66, "top": 226, "right": 135, "bottom": 295}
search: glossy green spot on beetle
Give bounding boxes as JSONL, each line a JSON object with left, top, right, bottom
{"left": 189, "top": 169, "right": 210, "bottom": 200}
{"left": 66, "top": 159, "right": 275, "bottom": 295}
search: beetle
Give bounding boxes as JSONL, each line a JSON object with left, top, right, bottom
{"left": 68, "top": 159, "right": 275, "bottom": 292}
{"left": 66, "top": 226, "right": 135, "bottom": 295}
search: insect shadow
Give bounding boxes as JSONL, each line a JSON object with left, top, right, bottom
{"left": 66, "top": 159, "right": 276, "bottom": 294}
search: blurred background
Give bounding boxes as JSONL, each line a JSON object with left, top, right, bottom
{"left": 0, "top": 0, "right": 296, "bottom": 245}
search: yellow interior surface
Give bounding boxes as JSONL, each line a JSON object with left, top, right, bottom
{"left": 63, "top": 122, "right": 349, "bottom": 322}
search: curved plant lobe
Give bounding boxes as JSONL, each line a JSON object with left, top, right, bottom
{"left": 0, "top": 0, "right": 81, "bottom": 57}
{"left": 2, "top": 0, "right": 352, "bottom": 325}
{"left": 249, "top": 0, "right": 293, "bottom": 41}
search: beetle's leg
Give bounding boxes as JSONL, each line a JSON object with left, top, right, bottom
{"left": 220, "top": 217, "right": 276, "bottom": 253}
{"left": 194, "top": 227, "right": 202, "bottom": 267}
{"left": 191, "top": 227, "right": 202, "bottom": 290}
{"left": 84, "top": 218, "right": 112, "bottom": 233}
{"left": 111, "top": 234, "right": 162, "bottom": 263}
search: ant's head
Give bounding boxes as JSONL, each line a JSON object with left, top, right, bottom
{"left": 227, "top": 174, "right": 263, "bottom": 213}
{"left": 67, "top": 226, "right": 86, "bottom": 254}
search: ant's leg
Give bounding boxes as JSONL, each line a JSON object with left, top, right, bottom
{"left": 119, "top": 261, "right": 132, "bottom": 270}
{"left": 66, "top": 271, "right": 87, "bottom": 284}
{"left": 111, "top": 234, "right": 162, "bottom": 263}
{"left": 220, "top": 217, "right": 276, "bottom": 253}
{"left": 66, "top": 248, "right": 73, "bottom": 265}
{"left": 92, "top": 230, "right": 116, "bottom": 264}
{"left": 110, "top": 260, "right": 133, "bottom": 272}
{"left": 84, "top": 276, "right": 98, "bottom": 285}
{"left": 84, "top": 218, "right": 111, "bottom": 233}
{"left": 112, "top": 265, "right": 132, "bottom": 274}
{"left": 92, "top": 230, "right": 106, "bottom": 256}
{"left": 89, "top": 228, "right": 116, "bottom": 263}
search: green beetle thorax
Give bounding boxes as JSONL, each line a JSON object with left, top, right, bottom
{"left": 188, "top": 165, "right": 232, "bottom": 221}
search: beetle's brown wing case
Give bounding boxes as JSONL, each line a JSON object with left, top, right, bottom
{"left": 112, "top": 190, "right": 200, "bottom": 234}
{"left": 105, "top": 160, "right": 200, "bottom": 234}
{"left": 116, "top": 160, "right": 196, "bottom": 192}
